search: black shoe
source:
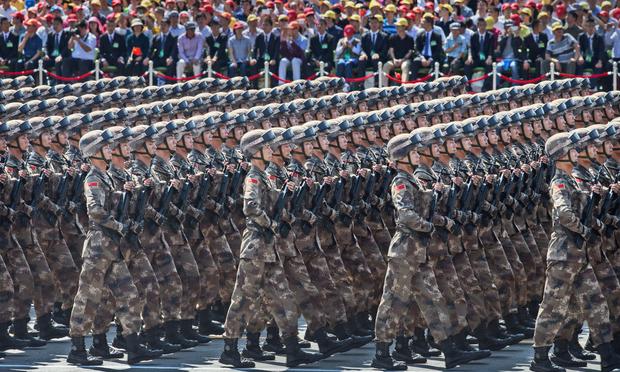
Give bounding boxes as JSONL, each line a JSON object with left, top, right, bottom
{"left": 599, "top": 342, "right": 620, "bottom": 372}
{"left": 440, "top": 337, "right": 483, "bottom": 369}
{"left": 220, "top": 338, "right": 255, "bottom": 367}
{"left": 489, "top": 318, "right": 525, "bottom": 345}
{"left": 0, "top": 321, "right": 31, "bottom": 350}
{"left": 331, "top": 323, "right": 367, "bottom": 350}
{"left": 52, "top": 307, "right": 71, "bottom": 327}
{"left": 284, "top": 335, "right": 323, "bottom": 367}
{"left": 179, "top": 319, "right": 210, "bottom": 344}
{"left": 298, "top": 336, "right": 311, "bottom": 348}
{"left": 262, "top": 326, "right": 286, "bottom": 354}
{"left": 67, "top": 336, "right": 103, "bottom": 366}
{"left": 315, "top": 328, "right": 352, "bottom": 356}
{"left": 36, "top": 314, "right": 69, "bottom": 340}
{"left": 372, "top": 342, "right": 408, "bottom": 370}
{"left": 473, "top": 323, "right": 510, "bottom": 351}
{"left": 550, "top": 340, "right": 587, "bottom": 368}
{"left": 392, "top": 336, "right": 426, "bottom": 364}
{"left": 571, "top": 333, "right": 597, "bottom": 360}
{"left": 356, "top": 311, "right": 374, "bottom": 332}
{"left": 12, "top": 318, "right": 46, "bottom": 348}
{"left": 453, "top": 330, "right": 492, "bottom": 360}
{"left": 143, "top": 327, "right": 182, "bottom": 354}
{"left": 505, "top": 314, "right": 534, "bottom": 339}
{"left": 348, "top": 318, "right": 373, "bottom": 337}
{"left": 410, "top": 328, "right": 441, "bottom": 357}
{"left": 242, "top": 332, "right": 275, "bottom": 361}
{"left": 518, "top": 306, "right": 536, "bottom": 328}
{"left": 125, "top": 333, "right": 162, "bottom": 365}
{"left": 197, "top": 309, "right": 224, "bottom": 336}
{"left": 89, "top": 333, "right": 124, "bottom": 359}
{"left": 530, "top": 346, "right": 566, "bottom": 372}
{"left": 528, "top": 300, "right": 540, "bottom": 319}
{"left": 164, "top": 321, "right": 198, "bottom": 349}
{"left": 210, "top": 300, "right": 229, "bottom": 324}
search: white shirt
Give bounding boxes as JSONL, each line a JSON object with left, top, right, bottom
{"left": 71, "top": 32, "right": 97, "bottom": 60}
{"left": 0, "top": 6, "right": 17, "bottom": 20}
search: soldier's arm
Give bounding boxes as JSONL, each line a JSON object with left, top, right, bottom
{"left": 243, "top": 176, "right": 273, "bottom": 229}
{"left": 551, "top": 179, "right": 587, "bottom": 234}
{"left": 392, "top": 179, "right": 433, "bottom": 233}
{"left": 84, "top": 176, "right": 124, "bottom": 232}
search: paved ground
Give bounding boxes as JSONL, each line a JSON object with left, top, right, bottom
{"left": 0, "top": 321, "right": 603, "bottom": 371}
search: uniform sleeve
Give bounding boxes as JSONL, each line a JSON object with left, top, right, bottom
{"left": 243, "top": 176, "right": 272, "bottom": 229}
{"left": 551, "top": 179, "right": 585, "bottom": 234}
{"left": 392, "top": 180, "right": 433, "bottom": 233}
{"left": 84, "top": 176, "right": 123, "bottom": 232}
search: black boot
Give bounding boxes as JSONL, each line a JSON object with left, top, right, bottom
{"left": 67, "top": 336, "right": 103, "bottom": 365}
{"left": 571, "top": 331, "right": 597, "bottom": 360}
{"left": 357, "top": 311, "right": 374, "bottom": 332}
{"left": 242, "top": 332, "right": 275, "bottom": 361}
{"left": 333, "top": 322, "right": 370, "bottom": 348}
{"left": 125, "top": 333, "right": 162, "bottom": 365}
{"left": 453, "top": 329, "right": 491, "bottom": 360}
{"left": 392, "top": 336, "right": 426, "bottom": 364}
{"left": 179, "top": 319, "right": 210, "bottom": 344}
{"left": 0, "top": 321, "right": 30, "bottom": 350}
{"left": 505, "top": 313, "right": 534, "bottom": 338}
{"left": 164, "top": 321, "right": 198, "bottom": 349}
{"left": 284, "top": 335, "right": 323, "bottom": 367}
{"left": 12, "top": 318, "right": 46, "bottom": 348}
{"left": 518, "top": 306, "right": 537, "bottom": 328}
{"left": 143, "top": 326, "right": 181, "bottom": 354}
{"left": 262, "top": 325, "right": 286, "bottom": 354}
{"left": 473, "top": 323, "right": 510, "bottom": 351}
{"left": 348, "top": 317, "right": 373, "bottom": 337}
{"left": 211, "top": 300, "right": 229, "bottom": 323}
{"left": 530, "top": 346, "right": 566, "bottom": 372}
{"left": 599, "top": 342, "right": 620, "bottom": 372}
{"left": 371, "top": 342, "right": 408, "bottom": 370}
{"left": 528, "top": 300, "right": 540, "bottom": 318}
{"left": 315, "top": 327, "right": 353, "bottom": 356}
{"left": 112, "top": 324, "right": 127, "bottom": 350}
{"left": 489, "top": 318, "right": 525, "bottom": 344}
{"left": 409, "top": 328, "right": 441, "bottom": 357}
{"left": 89, "top": 333, "right": 124, "bottom": 359}
{"left": 36, "top": 313, "right": 69, "bottom": 340}
{"left": 550, "top": 339, "right": 587, "bottom": 367}
{"left": 439, "top": 336, "right": 482, "bottom": 369}
{"left": 52, "top": 302, "right": 68, "bottom": 326}
{"left": 220, "top": 338, "right": 255, "bottom": 367}
{"left": 197, "top": 309, "right": 224, "bottom": 336}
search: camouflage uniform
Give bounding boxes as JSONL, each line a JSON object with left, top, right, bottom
{"left": 0, "top": 254, "right": 13, "bottom": 323}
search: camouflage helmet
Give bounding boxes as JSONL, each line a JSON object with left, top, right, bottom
{"left": 387, "top": 133, "right": 416, "bottom": 161}
{"left": 79, "top": 129, "right": 115, "bottom": 158}
{"left": 129, "top": 124, "right": 159, "bottom": 151}
{"left": 326, "top": 118, "right": 353, "bottom": 141}
{"left": 545, "top": 131, "right": 581, "bottom": 160}
{"left": 410, "top": 126, "right": 444, "bottom": 146}
{"left": 106, "top": 126, "right": 135, "bottom": 149}
{"left": 0, "top": 120, "right": 32, "bottom": 142}
{"left": 240, "top": 129, "right": 277, "bottom": 158}
{"left": 588, "top": 124, "right": 617, "bottom": 144}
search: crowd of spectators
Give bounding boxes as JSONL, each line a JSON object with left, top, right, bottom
{"left": 0, "top": 0, "right": 618, "bottom": 88}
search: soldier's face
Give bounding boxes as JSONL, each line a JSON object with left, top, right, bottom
{"left": 593, "top": 109, "right": 604, "bottom": 123}
{"left": 403, "top": 118, "right": 414, "bottom": 130}
{"left": 351, "top": 131, "right": 363, "bottom": 145}
{"left": 40, "top": 131, "right": 52, "bottom": 148}
{"left": 337, "top": 135, "right": 348, "bottom": 149}
{"left": 380, "top": 126, "right": 391, "bottom": 140}
{"left": 262, "top": 145, "right": 273, "bottom": 161}
{"left": 533, "top": 121, "right": 542, "bottom": 135}
{"left": 55, "top": 131, "right": 68, "bottom": 146}
{"left": 304, "top": 113, "right": 313, "bottom": 122}
{"left": 461, "top": 137, "right": 472, "bottom": 152}
{"left": 453, "top": 111, "right": 463, "bottom": 121}
{"left": 145, "top": 139, "right": 156, "bottom": 156}
{"left": 165, "top": 136, "right": 177, "bottom": 152}
{"left": 483, "top": 106, "right": 494, "bottom": 115}
{"left": 417, "top": 116, "right": 428, "bottom": 127}
{"left": 431, "top": 143, "right": 441, "bottom": 158}
{"left": 234, "top": 127, "right": 244, "bottom": 141}
{"left": 317, "top": 112, "right": 326, "bottom": 120}
{"left": 523, "top": 123, "right": 533, "bottom": 139}
{"left": 408, "top": 150, "right": 420, "bottom": 165}
{"left": 586, "top": 144, "right": 599, "bottom": 159}
{"left": 555, "top": 117, "right": 567, "bottom": 131}
{"left": 318, "top": 135, "right": 329, "bottom": 151}
{"left": 476, "top": 133, "right": 488, "bottom": 147}
{"left": 120, "top": 142, "right": 131, "bottom": 159}
{"left": 431, "top": 116, "right": 441, "bottom": 125}
{"left": 442, "top": 114, "right": 451, "bottom": 123}
{"left": 509, "top": 101, "right": 518, "bottom": 110}
{"left": 605, "top": 106, "right": 616, "bottom": 119}
{"left": 582, "top": 111, "right": 593, "bottom": 123}
{"left": 345, "top": 106, "right": 355, "bottom": 115}
{"left": 603, "top": 141, "right": 614, "bottom": 157}
{"left": 542, "top": 118, "right": 554, "bottom": 131}
{"left": 486, "top": 130, "right": 498, "bottom": 145}
{"left": 569, "top": 149, "right": 580, "bottom": 164}
{"left": 102, "top": 144, "right": 112, "bottom": 161}
{"left": 183, "top": 134, "right": 193, "bottom": 150}
{"left": 303, "top": 141, "right": 314, "bottom": 157}
{"left": 446, "top": 139, "right": 457, "bottom": 154}
{"left": 365, "top": 128, "right": 377, "bottom": 143}
{"left": 201, "top": 130, "right": 213, "bottom": 144}
{"left": 468, "top": 108, "right": 479, "bottom": 117}
{"left": 219, "top": 127, "right": 229, "bottom": 138}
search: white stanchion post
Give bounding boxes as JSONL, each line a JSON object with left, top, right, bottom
{"left": 550, "top": 62, "right": 555, "bottom": 82}
{"left": 207, "top": 60, "right": 213, "bottom": 78}
{"left": 319, "top": 61, "right": 325, "bottom": 77}
{"left": 148, "top": 60, "right": 154, "bottom": 86}
{"left": 378, "top": 62, "right": 383, "bottom": 88}
{"left": 94, "top": 59, "right": 100, "bottom": 81}
{"left": 264, "top": 61, "right": 270, "bottom": 89}
{"left": 38, "top": 59, "right": 43, "bottom": 85}
{"left": 434, "top": 61, "right": 440, "bottom": 80}
{"left": 492, "top": 62, "right": 497, "bottom": 91}
{"left": 614, "top": 62, "right": 618, "bottom": 91}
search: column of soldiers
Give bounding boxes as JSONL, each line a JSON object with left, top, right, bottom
{"left": 1, "top": 76, "right": 620, "bottom": 371}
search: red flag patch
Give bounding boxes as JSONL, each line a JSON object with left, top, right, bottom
{"left": 30, "top": 165, "right": 36, "bottom": 171}
{"left": 268, "top": 175, "right": 276, "bottom": 180}
{"left": 87, "top": 182, "right": 99, "bottom": 187}
{"left": 393, "top": 183, "right": 406, "bottom": 192}
{"left": 554, "top": 183, "right": 565, "bottom": 189}
{"left": 247, "top": 178, "right": 258, "bottom": 184}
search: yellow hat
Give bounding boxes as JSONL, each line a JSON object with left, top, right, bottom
{"left": 278, "top": 14, "right": 289, "bottom": 21}
{"left": 541, "top": 0, "right": 551, "bottom": 5}
{"left": 320, "top": 0, "right": 330, "bottom": 6}
{"left": 91, "top": 0, "right": 102, "bottom": 6}
{"left": 454, "top": 0, "right": 464, "bottom": 4}
{"left": 537, "top": 11, "right": 549, "bottom": 19}
{"left": 520, "top": 7, "right": 532, "bottom": 16}
{"left": 349, "top": 14, "right": 360, "bottom": 21}
{"left": 369, "top": 1, "right": 381, "bottom": 8}
{"left": 422, "top": 12, "right": 434, "bottom": 20}
{"left": 602, "top": 1, "right": 612, "bottom": 8}
{"left": 580, "top": 2, "right": 590, "bottom": 10}
{"left": 439, "top": 3, "right": 453, "bottom": 13}
{"left": 324, "top": 10, "right": 336, "bottom": 19}
{"left": 373, "top": 13, "right": 384, "bottom": 22}
{"left": 400, "top": 0, "right": 412, "bottom": 5}
{"left": 247, "top": 14, "right": 258, "bottom": 22}
{"left": 141, "top": 0, "right": 152, "bottom": 7}
{"left": 385, "top": 4, "right": 397, "bottom": 12}
{"left": 551, "top": 21, "right": 563, "bottom": 31}
{"left": 256, "top": 0, "right": 265, "bottom": 4}
{"left": 345, "top": 1, "right": 356, "bottom": 8}
{"left": 395, "top": 18, "right": 408, "bottom": 27}
{"left": 485, "top": 16, "right": 494, "bottom": 30}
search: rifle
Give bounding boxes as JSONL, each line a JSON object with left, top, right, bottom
{"left": 65, "top": 170, "right": 87, "bottom": 219}
{"left": 576, "top": 168, "right": 603, "bottom": 248}
{"left": 302, "top": 181, "right": 330, "bottom": 234}
{"left": 187, "top": 172, "right": 212, "bottom": 229}
{"left": 217, "top": 171, "right": 231, "bottom": 218}
{"left": 273, "top": 177, "right": 293, "bottom": 238}
{"left": 526, "top": 162, "right": 548, "bottom": 213}
{"left": 46, "top": 171, "right": 70, "bottom": 225}
{"left": 30, "top": 171, "right": 48, "bottom": 220}
{"left": 128, "top": 185, "right": 151, "bottom": 244}
{"left": 113, "top": 190, "right": 131, "bottom": 243}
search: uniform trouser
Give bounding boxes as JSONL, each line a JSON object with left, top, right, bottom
{"left": 591, "top": 250, "right": 620, "bottom": 335}
{"left": 224, "top": 258, "right": 298, "bottom": 339}
{"left": 519, "top": 227, "right": 546, "bottom": 298}
{"left": 510, "top": 231, "right": 542, "bottom": 301}
{"left": 466, "top": 240, "right": 504, "bottom": 322}
{"left": 69, "top": 230, "right": 142, "bottom": 337}
{"left": 497, "top": 227, "right": 529, "bottom": 306}
{"left": 143, "top": 236, "right": 183, "bottom": 322}
{"left": 480, "top": 228, "right": 517, "bottom": 315}
{"left": 528, "top": 221, "right": 549, "bottom": 265}
{"left": 168, "top": 238, "right": 201, "bottom": 321}
{"left": 206, "top": 231, "right": 237, "bottom": 303}
{"left": 320, "top": 231, "right": 358, "bottom": 319}
{"left": 337, "top": 226, "right": 374, "bottom": 314}
{"left": 374, "top": 257, "right": 450, "bottom": 343}
{"left": 20, "top": 241, "right": 56, "bottom": 317}
{"left": 61, "top": 230, "right": 85, "bottom": 269}
{"left": 533, "top": 260, "right": 613, "bottom": 348}
{"left": 226, "top": 231, "right": 242, "bottom": 261}
{"left": 452, "top": 249, "right": 486, "bottom": 331}
{"left": 369, "top": 220, "right": 392, "bottom": 259}
{"left": 354, "top": 225, "right": 387, "bottom": 310}
{"left": 189, "top": 237, "right": 220, "bottom": 311}
{"left": 38, "top": 238, "right": 79, "bottom": 311}
{"left": 1, "top": 236, "right": 35, "bottom": 319}
{"left": 0, "top": 254, "right": 14, "bottom": 323}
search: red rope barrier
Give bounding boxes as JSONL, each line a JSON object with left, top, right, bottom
{"left": 212, "top": 71, "right": 230, "bottom": 80}
{"left": 469, "top": 73, "right": 489, "bottom": 83}
{"left": 247, "top": 73, "right": 262, "bottom": 81}
{"left": 341, "top": 73, "right": 376, "bottom": 83}
{"left": 269, "top": 72, "right": 291, "bottom": 84}
{"left": 0, "top": 69, "right": 35, "bottom": 76}
{"left": 157, "top": 72, "right": 208, "bottom": 81}
{"left": 385, "top": 73, "right": 433, "bottom": 84}
{"left": 47, "top": 70, "right": 94, "bottom": 82}
{"left": 498, "top": 74, "right": 546, "bottom": 84}
{"left": 558, "top": 72, "right": 609, "bottom": 79}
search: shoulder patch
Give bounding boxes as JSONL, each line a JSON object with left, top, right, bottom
{"left": 30, "top": 165, "right": 36, "bottom": 171}
{"left": 247, "top": 178, "right": 258, "bottom": 184}
{"left": 268, "top": 175, "right": 277, "bottom": 180}
{"left": 554, "top": 183, "right": 565, "bottom": 190}
{"left": 87, "top": 181, "right": 99, "bottom": 187}
{"left": 393, "top": 183, "right": 406, "bottom": 192}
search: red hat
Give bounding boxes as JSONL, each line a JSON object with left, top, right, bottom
{"left": 406, "top": 11, "right": 415, "bottom": 19}
{"left": 203, "top": 4, "right": 214, "bottom": 12}
{"left": 501, "top": 3, "right": 510, "bottom": 11}
{"left": 288, "top": 10, "right": 297, "bottom": 20}
{"left": 510, "top": 13, "right": 521, "bottom": 25}
{"left": 412, "top": 6, "right": 423, "bottom": 13}
{"left": 12, "top": 12, "right": 24, "bottom": 21}
{"left": 274, "top": 0, "right": 282, "bottom": 4}
{"left": 611, "top": 7, "right": 620, "bottom": 19}
{"left": 424, "top": 1, "right": 433, "bottom": 9}
{"left": 332, "top": 3, "right": 343, "bottom": 11}
{"left": 112, "top": 0, "right": 122, "bottom": 6}
{"left": 44, "top": 13, "right": 54, "bottom": 23}
{"left": 343, "top": 23, "right": 355, "bottom": 36}
{"left": 24, "top": 18, "right": 40, "bottom": 27}
{"left": 233, "top": 22, "right": 244, "bottom": 29}
{"left": 266, "top": 1, "right": 274, "bottom": 8}
{"left": 305, "top": 9, "right": 314, "bottom": 16}
{"left": 225, "top": 0, "right": 234, "bottom": 6}
{"left": 555, "top": 4, "right": 566, "bottom": 16}
{"left": 536, "top": 3, "right": 543, "bottom": 10}
{"left": 510, "top": 3, "right": 519, "bottom": 10}
{"left": 220, "top": 11, "right": 231, "bottom": 19}
{"left": 399, "top": 5, "right": 408, "bottom": 13}
{"left": 288, "top": 20, "right": 299, "bottom": 29}
{"left": 67, "top": 14, "right": 78, "bottom": 21}
{"left": 526, "top": 1, "right": 536, "bottom": 8}
{"left": 600, "top": 10, "right": 609, "bottom": 17}
{"left": 106, "top": 13, "right": 117, "bottom": 21}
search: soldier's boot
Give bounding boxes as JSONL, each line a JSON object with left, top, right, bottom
{"left": 518, "top": 306, "right": 537, "bottom": 328}
{"left": 315, "top": 327, "right": 353, "bottom": 356}
{"left": 505, "top": 313, "right": 534, "bottom": 338}
{"left": 530, "top": 346, "right": 566, "bottom": 372}
{"left": 570, "top": 331, "right": 597, "bottom": 360}
{"left": 348, "top": 317, "right": 373, "bottom": 337}
{"left": 112, "top": 324, "right": 127, "bottom": 350}
{"left": 36, "top": 313, "right": 69, "bottom": 340}
{"left": 426, "top": 333, "right": 440, "bottom": 349}
{"left": 440, "top": 337, "right": 484, "bottom": 369}
{"left": 489, "top": 318, "right": 525, "bottom": 345}
{"left": 473, "top": 323, "right": 510, "bottom": 351}
{"left": 0, "top": 321, "right": 30, "bottom": 350}
{"left": 66, "top": 336, "right": 103, "bottom": 366}
{"left": 219, "top": 338, "right": 255, "bottom": 368}
{"left": 210, "top": 300, "right": 228, "bottom": 323}
{"left": 89, "top": 333, "right": 124, "bottom": 359}
{"left": 52, "top": 302, "right": 70, "bottom": 327}
{"left": 333, "top": 322, "right": 371, "bottom": 349}
{"left": 262, "top": 326, "right": 286, "bottom": 354}
{"left": 284, "top": 335, "right": 324, "bottom": 367}
{"left": 12, "top": 318, "right": 46, "bottom": 348}
{"left": 528, "top": 300, "right": 540, "bottom": 319}
{"left": 357, "top": 311, "right": 374, "bottom": 332}
{"left": 371, "top": 342, "right": 408, "bottom": 370}
{"left": 304, "top": 328, "right": 336, "bottom": 342}
{"left": 550, "top": 339, "right": 587, "bottom": 367}
{"left": 599, "top": 342, "right": 620, "bottom": 372}
{"left": 143, "top": 326, "right": 181, "bottom": 354}
{"left": 409, "top": 328, "right": 441, "bottom": 357}
{"left": 453, "top": 329, "right": 492, "bottom": 360}
{"left": 392, "top": 336, "right": 427, "bottom": 364}
{"left": 179, "top": 319, "right": 210, "bottom": 344}
{"left": 197, "top": 309, "right": 224, "bottom": 336}
{"left": 164, "top": 321, "right": 198, "bottom": 349}
{"left": 241, "top": 332, "right": 276, "bottom": 361}
{"left": 297, "top": 335, "right": 311, "bottom": 348}
{"left": 125, "top": 333, "right": 162, "bottom": 365}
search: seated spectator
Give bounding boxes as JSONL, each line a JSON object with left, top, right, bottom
{"left": 99, "top": 15, "right": 127, "bottom": 75}
{"left": 278, "top": 21, "right": 306, "bottom": 84}
{"left": 465, "top": 17, "right": 495, "bottom": 90}
{"left": 383, "top": 4, "right": 398, "bottom": 35}
{"left": 227, "top": 22, "right": 253, "bottom": 77}
{"left": 0, "top": 0, "right": 16, "bottom": 21}
{"left": 168, "top": 11, "right": 185, "bottom": 38}
{"left": 177, "top": 21, "right": 204, "bottom": 78}
{"left": 150, "top": 17, "right": 177, "bottom": 78}
{"left": 205, "top": 21, "right": 229, "bottom": 73}
{"left": 445, "top": 22, "right": 467, "bottom": 74}
{"left": 44, "top": 15, "right": 71, "bottom": 77}
{"left": 546, "top": 22, "right": 580, "bottom": 75}
{"left": 360, "top": 14, "right": 388, "bottom": 78}
{"left": 324, "top": 10, "right": 343, "bottom": 40}
{"left": 17, "top": 18, "right": 43, "bottom": 71}
{"left": 335, "top": 24, "right": 361, "bottom": 86}
{"left": 0, "top": 16, "right": 19, "bottom": 71}
{"left": 524, "top": 19, "right": 549, "bottom": 77}
{"left": 68, "top": 20, "right": 96, "bottom": 77}
{"left": 253, "top": 17, "right": 279, "bottom": 73}
{"left": 126, "top": 18, "right": 150, "bottom": 76}
{"left": 383, "top": 18, "right": 415, "bottom": 83}
{"left": 577, "top": 17, "right": 606, "bottom": 86}
{"left": 412, "top": 14, "right": 443, "bottom": 79}
{"left": 309, "top": 18, "right": 336, "bottom": 74}
{"left": 496, "top": 20, "right": 527, "bottom": 83}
